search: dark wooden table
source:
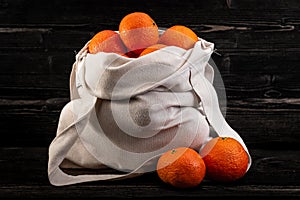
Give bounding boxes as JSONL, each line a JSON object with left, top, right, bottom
{"left": 0, "top": 0, "right": 299, "bottom": 199}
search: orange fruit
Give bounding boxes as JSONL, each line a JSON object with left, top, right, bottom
{"left": 139, "top": 44, "right": 167, "bottom": 57}
{"left": 88, "top": 30, "right": 127, "bottom": 54}
{"left": 156, "top": 147, "right": 206, "bottom": 188}
{"left": 200, "top": 137, "right": 249, "bottom": 182}
{"left": 119, "top": 12, "right": 159, "bottom": 55}
{"left": 158, "top": 25, "right": 198, "bottom": 50}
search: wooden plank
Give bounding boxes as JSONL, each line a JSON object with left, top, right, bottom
{"left": 0, "top": 51, "right": 74, "bottom": 74}
{"left": 1, "top": 49, "right": 299, "bottom": 75}
{"left": 210, "top": 50, "right": 300, "bottom": 98}
{"left": 0, "top": 98, "right": 299, "bottom": 147}
{"left": 1, "top": 84, "right": 298, "bottom": 103}
{"left": 42, "top": 29, "right": 91, "bottom": 51}
{"left": 0, "top": 98, "right": 66, "bottom": 147}
{"left": 0, "top": 147, "right": 299, "bottom": 198}
{"left": 0, "top": 87, "right": 69, "bottom": 100}
{"left": 39, "top": 27, "right": 300, "bottom": 51}
{"left": 0, "top": 23, "right": 299, "bottom": 50}
{"left": 0, "top": 28, "right": 47, "bottom": 49}
{"left": 216, "top": 74, "right": 300, "bottom": 99}
{"left": 0, "top": 50, "right": 298, "bottom": 74}
{"left": 1, "top": 0, "right": 299, "bottom": 26}
{"left": 0, "top": 51, "right": 298, "bottom": 99}
{"left": 0, "top": 74, "right": 69, "bottom": 89}
{"left": 1, "top": 185, "right": 299, "bottom": 199}
{"left": 1, "top": 75, "right": 298, "bottom": 99}
{"left": 201, "top": 28, "right": 300, "bottom": 50}
{"left": 0, "top": 112, "right": 60, "bottom": 147}
{"left": 0, "top": 50, "right": 299, "bottom": 96}
{"left": 227, "top": 0, "right": 300, "bottom": 9}
{"left": 211, "top": 51, "right": 300, "bottom": 74}
{"left": 226, "top": 108, "right": 300, "bottom": 148}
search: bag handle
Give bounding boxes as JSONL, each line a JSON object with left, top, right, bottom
{"left": 48, "top": 97, "right": 160, "bottom": 186}
{"left": 190, "top": 64, "right": 252, "bottom": 171}
{"left": 69, "top": 41, "right": 90, "bottom": 100}
{"left": 48, "top": 118, "right": 155, "bottom": 186}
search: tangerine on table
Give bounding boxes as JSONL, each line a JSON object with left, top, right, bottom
{"left": 119, "top": 12, "right": 159, "bottom": 55}
{"left": 156, "top": 147, "right": 206, "bottom": 188}
{"left": 88, "top": 30, "right": 127, "bottom": 54}
{"left": 139, "top": 44, "right": 167, "bottom": 57}
{"left": 200, "top": 137, "right": 249, "bottom": 182}
{"left": 158, "top": 25, "right": 198, "bottom": 50}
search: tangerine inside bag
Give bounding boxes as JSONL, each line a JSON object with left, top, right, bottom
{"left": 47, "top": 35, "right": 252, "bottom": 186}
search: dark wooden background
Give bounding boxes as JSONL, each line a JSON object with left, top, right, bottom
{"left": 0, "top": 0, "right": 299, "bottom": 199}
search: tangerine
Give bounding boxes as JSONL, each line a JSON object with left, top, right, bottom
{"left": 139, "top": 44, "right": 167, "bottom": 57}
{"left": 119, "top": 12, "right": 159, "bottom": 55}
{"left": 158, "top": 25, "right": 198, "bottom": 50}
{"left": 156, "top": 147, "right": 206, "bottom": 188}
{"left": 200, "top": 137, "right": 249, "bottom": 182}
{"left": 88, "top": 30, "right": 127, "bottom": 54}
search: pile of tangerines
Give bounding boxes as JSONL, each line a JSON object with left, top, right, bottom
{"left": 157, "top": 137, "right": 249, "bottom": 188}
{"left": 88, "top": 12, "right": 199, "bottom": 58}
{"left": 88, "top": 12, "right": 249, "bottom": 188}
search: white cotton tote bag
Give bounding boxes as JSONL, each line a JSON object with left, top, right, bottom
{"left": 48, "top": 37, "right": 252, "bottom": 186}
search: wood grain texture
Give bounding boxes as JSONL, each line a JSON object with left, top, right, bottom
{"left": 0, "top": 0, "right": 299, "bottom": 147}
{"left": 0, "top": 147, "right": 299, "bottom": 199}
{"left": 1, "top": 25, "right": 299, "bottom": 50}
{"left": 1, "top": 0, "right": 299, "bottom": 101}
{"left": 0, "top": 97, "right": 299, "bottom": 147}
{"left": 1, "top": 0, "right": 299, "bottom": 24}
{"left": 1, "top": 51, "right": 299, "bottom": 99}
{"left": 0, "top": 0, "right": 299, "bottom": 198}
